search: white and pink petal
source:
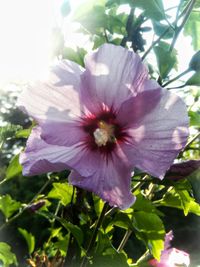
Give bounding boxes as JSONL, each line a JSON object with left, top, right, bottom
{"left": 81, "top": 43, "right": 148, "bottom": 113}
{"left": 69, "top": 145, "right": 135, "bottom": 209}
{"left": 121, "top": 90, "right": 189, "bottom": 178}
{"left": 18, "top": 60, "right": 84, "bottom": 124}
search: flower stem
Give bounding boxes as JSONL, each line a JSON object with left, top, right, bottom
{"left": 117, "top": 229, "right": 132, "bottom": 252}
{"left": 0, "top": 176, "right": 53, "bottom": 231}
{"left": 162, "top": 68, "right": 190, "bottom": 87}
{"left": 80, "top": 202, "right": 109, "bottom": 267}
{"left": 131, "top": 174, "right": 149, "bottom": 192}
{"left": 142, "top": 28, "right": 170, "bottom": 60}
{"left": 184, "top": 131, "right": 200, "bottom": 151}
{"left": 169, "top": 0, "right": 196, "bottom": 52}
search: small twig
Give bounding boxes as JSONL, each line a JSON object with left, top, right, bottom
{"left": 142, "top": 28, "right": 170, "bottom": 60}
{"left": 162, "top": 68, "right": 191, "bottom": 87}
{"left": 131, "top": 174, "right": 149, "bottom": 193}
{"left": 184, "top": 132, "right": 200, "bottom": 151}
{"left": 167, "top": 84, "right": 187, "bottom": 90}
{"left": 117, "top": 229, "right": 132, "bottom": 252}
{"left": 169, "top": 0, "right": 196, "bottom": 52}
{"left": 0, "top": 176, "right": 53, "bottom": 231}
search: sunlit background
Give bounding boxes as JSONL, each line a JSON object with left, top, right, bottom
{"left": 0, "top": 0, "right": 87, "bottom": 85}
{"left": 0, "top": 0, "right": 195, "bottom": 87}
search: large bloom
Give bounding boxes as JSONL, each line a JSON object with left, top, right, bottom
{"left": 18, "top": 44, "right": 189, "bottom": 209}
{"left": 148, "top": 231, "right": 190, "bottom": 267}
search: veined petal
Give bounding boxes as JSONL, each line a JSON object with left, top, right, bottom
{"left": 20, "top": 127, "right": 85, "bottom": 176}
{"left": 69, "top": 145, "right": 135, "bottom": 209}
{"left": 40, "top": 121, "right": 87, "bottom": 146}
{"left": 116, "top": 86, "right": 162, "bottom": 127}
{"left": 18, "top": 60, "right": 84, "bottom": 123}
{"left": 81, "top": 43, "right": 148, "bottom": 113}
{"left": 122, "top": 90, "right": 189, "bottom": 178}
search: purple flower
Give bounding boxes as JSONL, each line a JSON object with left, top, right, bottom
{"left": 18, "top": 44, "right": 189, "bottom": 209}
{"left": 148, "top": 231, "right": 190, "bottom": 267}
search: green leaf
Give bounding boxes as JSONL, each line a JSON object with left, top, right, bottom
{"left": 54, "top": 234, "right": 70, "bottom": 255}
{"left": 189, "top": 50, "right": 200, "bottom": 71}
{"left": 0, "top": 242, "right": 18, "bottom": 267}
{"left": 174, "top": 183, "right": 200, "bottom": 216}
{"left": 93, "top": 251, "right": 129, "bottom": 267}
{"left": 154, "top": 41, "right": 177, "bottom": 79}
{"left": 18, "top": 228, "right": 35, "bottom": 254}
{"left": 59, "top": 218, "right": 83, "bottom": 246}
{"left": 5, "top": 154, "right": 22, "bottom": 180}
{"left": 133, "top": 211, "right": 165, "bottom": 260}
{"left": 189, "top": 111, "right": 200, "bottom": 126}
{"left": 15, "top": 128, "right": 31, "bottom": 138}
{"left": 73, "top": 0, "right": 106, "bottom": 21}
{"left": 184, "top": 12, "right": 200, "bottom": 50}
{"left": 38, "top": 211, "right": 83, "bottom": 246}
{"left": 158, "top": 189, "right": 200, "bottom": 216}
{"left": 185, "top": 71, "right": 200, "bottom": 86}
{"left": 0, "top": 195, "right": 21, "bottom": 219}
{"left": 93, "top": 35, "right": 107, "bottom": 50}
{"left": 133, "top": 193, "right": 162, "bottom": 215}
{"left": 93, "top": 195, "right": 105, "bottom": 216}
{"left": 108, "top": 212, "right": 133, "bottom": 230}
{"left": 0, "top": 124, "right": 22, "bottom": 147}
{"left": 75, "top": 5, "right": 108, "bottom": 35}
{"left": 133, "top": 0, "right": 165, "bottom": 21}
{"left": 153, "top": 21, "right": 174, "bottom": 39}
{"left": 48, "top": 182, "right": 75, "bottom": 206}
{"left": 62, "top": 47, "right": 86, "bottom": 67}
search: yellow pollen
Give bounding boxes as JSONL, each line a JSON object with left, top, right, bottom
{"left": 93, "top": 121, "right": 116, "bottom": 147}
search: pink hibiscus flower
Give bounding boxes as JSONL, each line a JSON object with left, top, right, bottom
{"left": 18, "top": 44, "right": 189, "bottom": 209}
{"left": 148, "top": 231, "right": 190, "bottom": 267}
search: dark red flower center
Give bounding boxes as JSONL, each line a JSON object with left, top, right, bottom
{"left": 82, "top": 111, "right": 127, "bottom": 154}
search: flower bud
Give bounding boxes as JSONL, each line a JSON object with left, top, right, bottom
{"left": 189, "top": 50, "right": 200, "bottom": 71}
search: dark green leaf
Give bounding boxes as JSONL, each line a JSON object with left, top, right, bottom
{"left": 93, "top": 251, "right": 129, "bottom": 267}
{"left": 5, "top": 154, "right": 22, "bottom": 180}
{"left": 18, "top": 228, "right": 35, "bottom": 254}
{"left": 57, "top": 218, "right": 84, "bottom": 247}
{"left": 0, "top": 242, "right": 18, "bottom": 267}
{"left": 108, "top": 212, "right": 133, "bottom": 230}
{"left": 185, "top": 71, "right": 200, "bottom": 86}
{"left": 38, "top": 211, "right": 83, "bottom": 246}
{"left": 153, "top": 21, "right": 174, "bottom": 39}
{"left": 0, "top": 195, "right": 21, "bottom": 219}
{"left": 189, "top": 50, "right": 200, "bottom": 71}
